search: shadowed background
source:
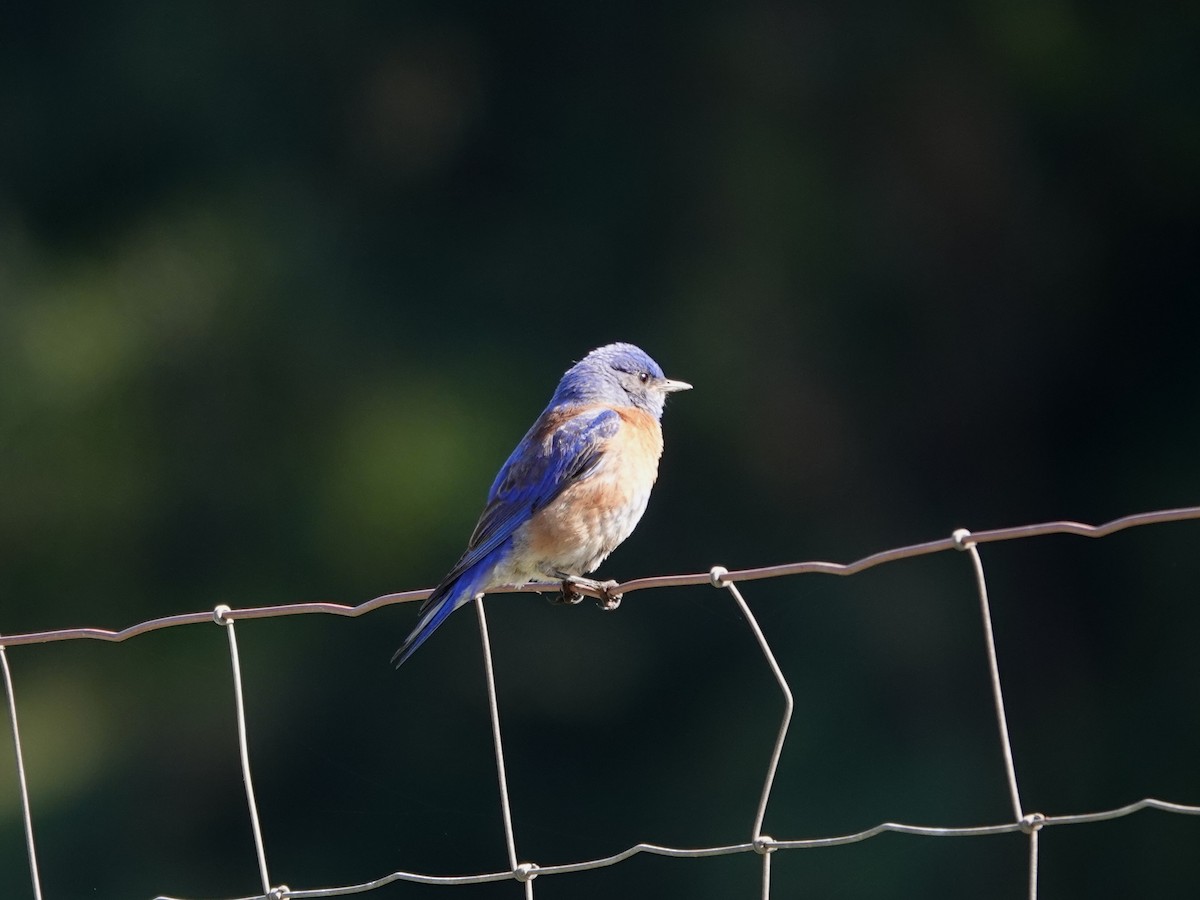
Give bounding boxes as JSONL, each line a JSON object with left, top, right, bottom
{"left": 2, "top": 1, "right": 1199, "bottom": 897}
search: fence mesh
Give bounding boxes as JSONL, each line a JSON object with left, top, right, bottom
{"left": 4, "top": 505, "right": 1200, "bottom": 900}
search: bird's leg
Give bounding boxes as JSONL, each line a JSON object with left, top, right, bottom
{"left": 555, "top": 574, "right": 623, "bottom": 611}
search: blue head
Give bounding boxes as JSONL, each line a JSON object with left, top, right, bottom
{"left": 551, "top": 342, "right": 692, "bottom": 419}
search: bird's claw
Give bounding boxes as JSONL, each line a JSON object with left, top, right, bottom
{"left": 552, "top": 581, "right": 586, "bottom": 605}
{"left": 595, "top": 580, "right": 622, "bottom": 611}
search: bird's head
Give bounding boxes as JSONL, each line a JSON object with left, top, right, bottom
{"left": 553, "top": 342, "right": 692, "bottom": 418}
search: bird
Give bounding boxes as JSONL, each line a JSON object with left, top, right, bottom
{"left": 392, "top": 342, "right": 691, "bottom": 667}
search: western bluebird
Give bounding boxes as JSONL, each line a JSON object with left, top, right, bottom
{"left": 392, "top": 342, "right": 691, "bottom": 667}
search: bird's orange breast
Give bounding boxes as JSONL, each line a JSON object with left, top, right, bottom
{"left": 519, "top": 405, "right": 664, "bottom": 576}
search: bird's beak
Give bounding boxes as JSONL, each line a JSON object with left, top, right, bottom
{"left": 660, "top": 378, "right": 693, "bottom": 393}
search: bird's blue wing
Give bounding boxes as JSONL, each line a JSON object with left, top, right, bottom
{"left": 392, "top": 406, "right": 620, "bottom": 667}
{"left": 430, "top": 405, "right": 621, "bottom": 599}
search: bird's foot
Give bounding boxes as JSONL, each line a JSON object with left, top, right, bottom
{"left": 553, "top": 575, "right": 623, "bottom": 610}
{"left": 551, "top": 581, "right": 586, "bottom": 606}
{"left": 594, "top": 579, "right": 623, "bottom": 611}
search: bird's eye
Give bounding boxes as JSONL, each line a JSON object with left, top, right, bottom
{"left": 638, "top": 372, "right": 650, "bottom": 383}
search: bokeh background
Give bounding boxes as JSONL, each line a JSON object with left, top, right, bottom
{"left": 2, "top": 1, "right": 1199, "bottom": 898}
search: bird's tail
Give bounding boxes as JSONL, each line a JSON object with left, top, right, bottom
{"left": 391, "top": 573, "right": 482, "bottom": 668}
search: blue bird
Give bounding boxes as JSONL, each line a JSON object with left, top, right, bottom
{"left": 392, "top": 343, "right": 691, "bottom": 667}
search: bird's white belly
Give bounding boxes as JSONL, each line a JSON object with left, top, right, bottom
{"left": 551, "top": 482, "right": 651, "bottom": 576}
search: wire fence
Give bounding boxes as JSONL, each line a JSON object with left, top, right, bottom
{"left": 4, "top": 505, "right": 1200, "bottom": 900}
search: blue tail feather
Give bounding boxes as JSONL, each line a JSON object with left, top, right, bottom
{"left": 392, "top": 561, "right": 496, "bottom": 667}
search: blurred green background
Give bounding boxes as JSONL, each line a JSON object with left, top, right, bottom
{"left": 2, "top": 1, "right": 1199, "bottom": 898}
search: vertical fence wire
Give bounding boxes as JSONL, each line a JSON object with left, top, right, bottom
{"left": 954, "top": 533, "right": 1025, "bottom": 821}
{"left": 953, "top": 530, "right": 1038, "bottom": 900}
{"left": 1028, "top": 826, "right": 1040, "bottom": 900}
{"left": 710, "top": 567, "right": 793, "bottom": 900}
{"left": 1, "top": 642, "right": 43, "bottom": 900}
{"left": 214, "top": 606, "right": 277, "bottom": 899}
{"left": 475, "top": 597, "right": 536, "bottom": 900}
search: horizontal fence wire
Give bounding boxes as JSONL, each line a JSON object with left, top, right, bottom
{"left": 3, "top": 505, "right": 1200, "bottom": 900}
